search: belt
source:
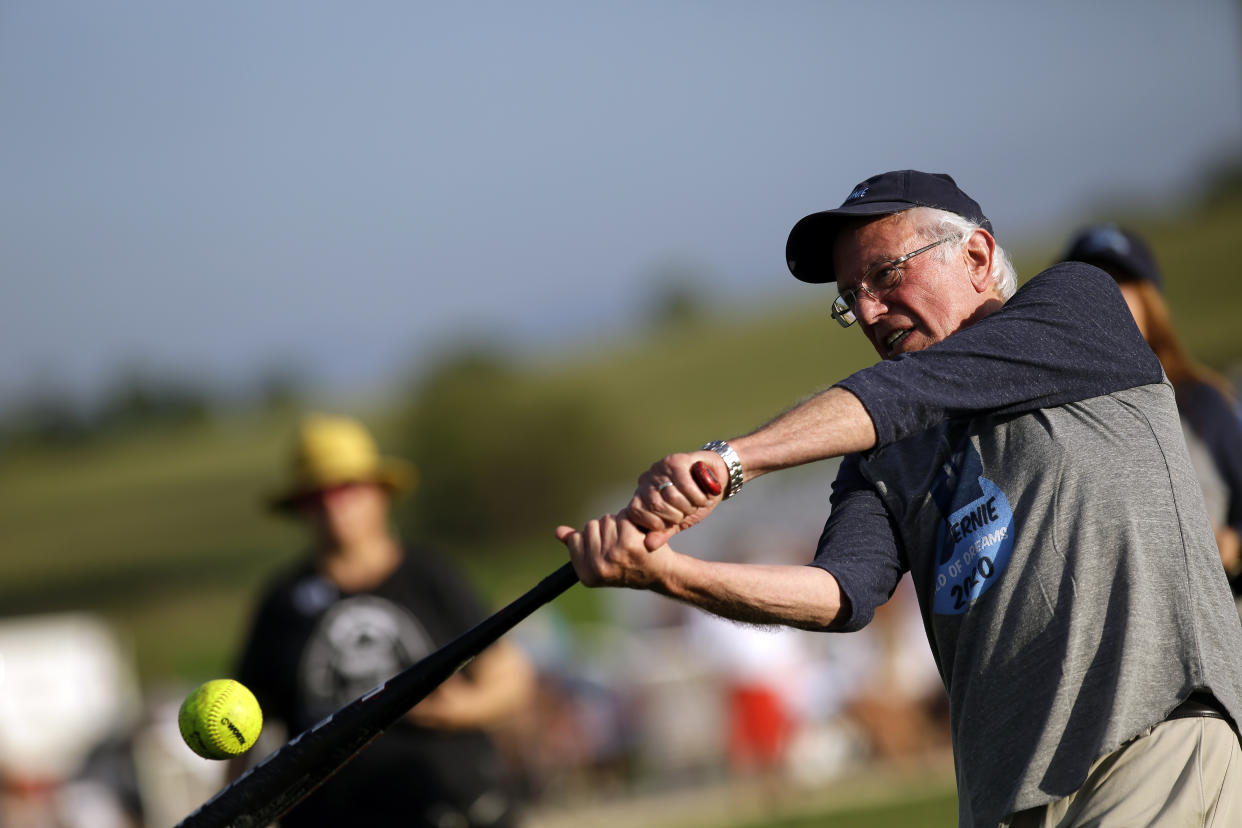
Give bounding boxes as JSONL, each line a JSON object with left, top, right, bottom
{"left": 1166, "top": 692, "right": 1231, "bottom": 724}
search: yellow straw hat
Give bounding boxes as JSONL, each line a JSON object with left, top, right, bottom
{"left": 267, "top": 414, "right": 417, "bottom": 512}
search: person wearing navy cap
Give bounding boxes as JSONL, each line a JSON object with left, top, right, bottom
{"left": 1063, "top": 224, "right": 1242, "bottom": 605}
{"left": 559, "top": 170, "right": 1242, "bottom": 826}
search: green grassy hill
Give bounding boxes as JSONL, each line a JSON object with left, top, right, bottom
{"left": 4, "top": 190, "right": 1241, "bottom": 684}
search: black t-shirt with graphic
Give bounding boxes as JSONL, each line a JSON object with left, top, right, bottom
{"left": 236, "top": 548, "right": 518, "bottom": 828}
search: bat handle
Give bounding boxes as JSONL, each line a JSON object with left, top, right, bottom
{"left": 690, "top": 460, "right": 722, "bottom": 496}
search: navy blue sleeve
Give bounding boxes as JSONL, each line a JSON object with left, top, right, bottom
{"left": 809, "top": 454, "right": 906, "bottom": 632}
{"left": 837, "top": 262, "right": 1165, "bottom": 448}
{"left": 1178, "top": 380, "right": 1242, "bottom": 531}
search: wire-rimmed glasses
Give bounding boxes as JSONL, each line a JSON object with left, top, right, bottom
{"left": 830, "top": 237, "right": 954, "bottom": 327}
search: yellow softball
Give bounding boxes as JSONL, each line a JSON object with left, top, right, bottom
{"left": 178, "top": 678, "right": 263, "bottom": 760}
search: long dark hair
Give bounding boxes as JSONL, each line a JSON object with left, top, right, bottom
{"left": 1126, "top": 278, "right": 1235, "bottom": 401}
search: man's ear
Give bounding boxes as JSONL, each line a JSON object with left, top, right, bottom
{"left": 964, "top": 228, "right": 997, "bottom": 294}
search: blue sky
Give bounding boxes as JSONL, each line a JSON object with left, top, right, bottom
{"left": 3, "top": 1, "right": 1240, "bottom": 410}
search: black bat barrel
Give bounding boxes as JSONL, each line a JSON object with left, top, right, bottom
{"left": 178, "top": 563, "right": 579, "bottom": 828}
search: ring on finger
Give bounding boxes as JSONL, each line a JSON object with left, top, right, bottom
{"left": 656, "top": 481, "right": 674, "bottom": 492}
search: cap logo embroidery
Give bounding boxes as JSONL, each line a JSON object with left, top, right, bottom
{"left": 846, "top": 185, "right": 869, "bottom": 201}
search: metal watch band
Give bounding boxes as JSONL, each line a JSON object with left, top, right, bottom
{"left": 701, "top": 440, "right": 744, "bottom": 500}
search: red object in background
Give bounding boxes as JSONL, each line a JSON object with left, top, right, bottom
{"left": 726, "top": 684, "right": 792, "bottom": 771}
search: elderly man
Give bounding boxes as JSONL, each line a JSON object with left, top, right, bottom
{"left": 557, "top": 171, "right": 1242, "bottom": 826}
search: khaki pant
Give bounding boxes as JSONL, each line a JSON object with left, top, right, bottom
{"left": 1003, "top": 717, "right": 1241, "bottom": 827}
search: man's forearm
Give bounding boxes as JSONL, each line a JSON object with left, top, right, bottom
{"left": 655, "top": 553, "right": 847, "bottom": 630}
{"left": 623, "top": 386, "right": 878, "bottom": 551}
{"left": 729, "top": 386, "right": 876, "bottom": 481}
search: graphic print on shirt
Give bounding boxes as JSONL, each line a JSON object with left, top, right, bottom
{"left": 929, "top": 437, "right": 1015, "bottom": 614}
{"left": 298, "top": 595, "right": 435, "bottom": 718}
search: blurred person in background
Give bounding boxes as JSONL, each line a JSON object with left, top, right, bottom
{"left": 232, "top": 414, "right": 534, "bottom": 828}
{"left": 683, "top": 599, "right": 805, "bottom": 780}
{"left": 1061, "top": 224, "right": 1242, "bottom": 603}
{"left": 558, "top": 170, "right": 1242, "bottom": 827}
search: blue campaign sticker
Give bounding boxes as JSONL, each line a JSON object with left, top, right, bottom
{"left": 932, "top": 476, "right": 1014, "bottom": 615}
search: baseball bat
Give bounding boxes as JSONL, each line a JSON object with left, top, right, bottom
{"left": 177, "top": 461, "right": 722, "bottom": 828}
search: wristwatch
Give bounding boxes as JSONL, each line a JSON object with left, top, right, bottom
{"left": 701, "top": 440, "right": 744, "bottom": 500}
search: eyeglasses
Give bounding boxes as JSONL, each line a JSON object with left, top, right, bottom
{"left": 830, "top": 237, "right": 954, "bottom": 327}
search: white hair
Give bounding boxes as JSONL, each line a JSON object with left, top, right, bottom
{"left": 905, "top": 207, "right": 1018, "bottom": 300}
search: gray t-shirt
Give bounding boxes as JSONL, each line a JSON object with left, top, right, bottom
{"left": 812, "top": 263, "right": 1242, "bottom": 827}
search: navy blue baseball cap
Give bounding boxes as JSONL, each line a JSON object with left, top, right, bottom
{"left": 1061, "top": 224, "right": 1162, "bottom": 291}
{"left": 786, "top": 170, "right": 993, "bottom": 284}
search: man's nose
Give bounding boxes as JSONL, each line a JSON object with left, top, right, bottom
{"left": 855, "top": 289, "right": 888, "bottom": 325}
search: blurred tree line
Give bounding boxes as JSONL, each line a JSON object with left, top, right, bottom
{"left": 0, "top": 363, "right": 307, "bottom": 447}
{"left": 8, "top": 156, "right": 1242, "bottom": 559}
{"left": 1, "top": 268, "right": 709, "bottom": 556}
{"left": 393, "top": 269, "right": 711, "bottom": 550}
{"left": 394, "top": 347, "right": 639, "bottom": 548}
